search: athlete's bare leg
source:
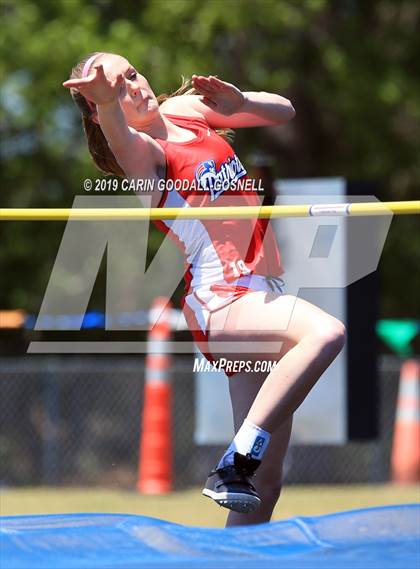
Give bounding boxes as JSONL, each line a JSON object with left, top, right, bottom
{"left": 225, "top": 369, "right": 293, "bottom": 527}
{"left": 207, "top": 291, "right": 346, "bottom": 434}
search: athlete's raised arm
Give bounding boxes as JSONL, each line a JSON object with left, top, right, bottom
{"left": 63, "top": 64, "right": 163, "bottom": 180}
{"left": 161, "top": 75, "right": 295, "bottom": 129}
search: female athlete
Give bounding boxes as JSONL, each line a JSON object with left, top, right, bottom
{"left": 64, "top": 52, "right": 346, "bottom": 527}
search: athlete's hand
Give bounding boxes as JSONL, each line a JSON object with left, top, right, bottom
{"left": 63, "top": 64, "right": 124, "bottom": 107}
{"left": 192, "top": 75, "right": 245, "bottom": 115}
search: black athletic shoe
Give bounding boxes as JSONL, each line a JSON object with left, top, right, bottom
{"left": 202, "top": 452, "right": 261, "bottom": 513}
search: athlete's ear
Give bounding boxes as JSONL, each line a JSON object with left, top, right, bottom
{"left": 91, "top": 110, "right": 99, "bottom": 125}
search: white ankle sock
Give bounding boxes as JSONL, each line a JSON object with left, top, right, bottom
{"left": 217, "top": 418, "right": 271, "bottom": 469}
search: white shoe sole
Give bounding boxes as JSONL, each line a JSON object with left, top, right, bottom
{"left": 202, "top": 488, "right": 261, "bottom": 513}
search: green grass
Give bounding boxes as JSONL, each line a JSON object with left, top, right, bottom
{"left": 1, "top": 484, "right": 419, "bottom": 527}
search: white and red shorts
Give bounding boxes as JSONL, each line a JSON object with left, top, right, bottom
{"left": 182, "top": 274, "right": 285, "bottom": 377}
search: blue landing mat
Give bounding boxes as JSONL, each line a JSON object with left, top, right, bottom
{"left": 1, "top": 504, "right": 419, "bottom": 569}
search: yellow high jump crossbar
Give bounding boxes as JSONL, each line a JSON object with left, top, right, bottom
{"left": 0, "top": 201, "right": 418, "bottom": 221}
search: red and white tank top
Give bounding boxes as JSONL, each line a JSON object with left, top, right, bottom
{"left": 153, "top": 113, "right": 283, "bottom": 296}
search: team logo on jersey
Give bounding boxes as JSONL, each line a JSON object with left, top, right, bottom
{"left": 195, "top": 155, "right": 247, "bottom": 201}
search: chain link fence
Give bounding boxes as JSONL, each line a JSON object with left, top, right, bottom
{"left": 0, "top": 354, "right": 402, "bottom": 489}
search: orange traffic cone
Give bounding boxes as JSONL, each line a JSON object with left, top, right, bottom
{"left": 391, "top": 359, "right": 420, "bottom": 483}
{"left": 137, "top": 297, "right": 173, "bottom": 494}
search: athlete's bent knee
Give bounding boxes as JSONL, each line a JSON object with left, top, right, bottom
{"left": 318, "top": 320, "right": 346, "bottom": 356}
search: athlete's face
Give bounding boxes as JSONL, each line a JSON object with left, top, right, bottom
{"left": 95, "top": 53, "right": 160, "bottom": 127}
